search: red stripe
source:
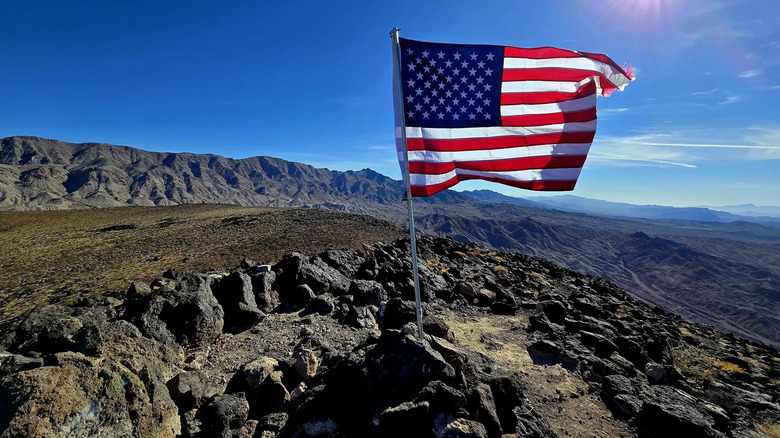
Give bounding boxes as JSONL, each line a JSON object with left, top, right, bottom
{"left": 411, "top": 176, "right": 578, "bottom": 197}
{"left": 503, "top": 46, "right": 583, "bottom": 59}
{"left": 406, "top": 132, "right": 596, "bottom": 152}
{"left": 500, "top": 80, "right": 597, "bottom": 105}
{"left": 501, "top": 108, "right": 596, "bottom": 127}
{"left": 408, "top": 155, "right": 587, "bottom": 174}
{"left": 503, "top": 68, "right": 602, "bottom": 83}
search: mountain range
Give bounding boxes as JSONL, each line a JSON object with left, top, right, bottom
{"left": 2, "top": 135, "right": 779, "bottom": 348}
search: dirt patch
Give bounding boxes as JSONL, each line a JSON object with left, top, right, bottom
{"left": 447, "top": 311, "right": 636, "bottom": 438}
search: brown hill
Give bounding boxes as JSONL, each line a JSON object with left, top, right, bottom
{"left": 2, "top": 135, "right": 780, "bottom": 349}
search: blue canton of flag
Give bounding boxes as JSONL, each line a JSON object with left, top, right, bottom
{"left": 400, "top": 39, "right": 503, "bottom": 128}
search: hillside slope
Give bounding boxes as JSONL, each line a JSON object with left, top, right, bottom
{"left": 2, "top": 136, "right": 779, "bottom": 348}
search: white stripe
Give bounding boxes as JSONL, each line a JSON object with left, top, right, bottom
{"left": 501, "top": 80, "right": 588, "bottom": 94}
{"left": 405, "top": 143, "right": 591, "bottom": 163}
{"left": 410, "top": 167, "right": 583, "bottom": 186}
{"left": 503, "top": 57, "right": 631, "bottom": 90}
{"left": 405, "top": 121, "right": 597, "bottom": 140}
{"left": 499, "top": 94, "right": 596, "bottom": 117}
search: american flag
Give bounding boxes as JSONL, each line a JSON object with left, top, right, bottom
{"left": 393, "top": 37, "right": 634, "bottom": 197}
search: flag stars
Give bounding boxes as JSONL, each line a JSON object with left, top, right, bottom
{"left": 400, "top": 43, "right": 501, "bottom": 127}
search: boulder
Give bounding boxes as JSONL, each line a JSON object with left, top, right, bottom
{"left": 350, "top": 279, "right": 388, "bottom": 306}
{"left": 433, "top": 413, "right": 488, "bottom": 438}
{"left": 294, "top": 348, "right": 319, "bottom": 381}
{"left": 348, "top": 306, "right": 377, "bottom": 329}
{"left": 0, "top": 355, "right": 180, "bottom": 438}
{"left": 211, "top": 272, "right": 266, "bottom": 333}
{"left": 379, "top": 298, "right": 417, "bottom": 330}
{"left": 123, "top": 272, "right": 224, "bottom": 349}
{"left": 167, "top": 371, "right": 207, "bottom": 411}
{"left": 538, "top": 300, "right": 567, "bottom": 324}
{"left": 197, "top": 393, "right": 251, "bottom": 438}
{"left": 251, "top": 271, "right": 279, "bottom": 312}
{"left": 637, "top": 385, "right": 726, "bottom": 438}
{"left": 362, "top": 331, "right": 456, "bottom": 401}
{"left": 469, "top": 383, "right": 502, "bottom": 437}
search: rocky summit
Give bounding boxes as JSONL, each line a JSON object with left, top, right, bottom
{"left": 1, "top": 235, "right": 778, "bottom": 438}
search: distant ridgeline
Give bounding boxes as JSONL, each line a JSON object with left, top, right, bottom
{"left": 2, "top": 135, "right": 780, "bottom": 348}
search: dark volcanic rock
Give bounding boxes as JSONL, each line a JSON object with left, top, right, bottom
{"left": 123, "top": 272, "right": 224, "bottom": 349}
{"left": 362, "top": 331, "right": 456, "bottom": 402}
{"left": 211, "top": 272, "right": 266, "bottom": 333}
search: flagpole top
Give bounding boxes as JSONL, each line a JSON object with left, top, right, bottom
{"left": 390, "top": 27, "right": 401, "bottom": 38}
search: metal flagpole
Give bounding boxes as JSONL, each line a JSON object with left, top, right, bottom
{"left": 390, "top": 27, "right": 424, "bottom": 340}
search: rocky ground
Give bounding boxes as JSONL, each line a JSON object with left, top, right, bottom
{"left": 1, "top": 235, "right": 778, "bottom": 437}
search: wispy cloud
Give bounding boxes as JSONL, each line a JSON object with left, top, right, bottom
{"left": 641, "top": 142, "right": 780, "bottom": 150}
{"left": 719, "top": 93, "right": 743, "bottom": 105}
{"left": 590, "top": 126, "right": 780, "bottom": 168}
{"left": 599, "top": 108, "right": 629, "bottom": 114}
{"left": 690, "top": 88, "right": 720, "bottom": 96}
{"left": 738, "top": 69, "right": 762, "bottom": 78}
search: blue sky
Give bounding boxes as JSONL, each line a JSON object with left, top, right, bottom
{"left": 2, "top": 0, "right": 778, "bottom": 207}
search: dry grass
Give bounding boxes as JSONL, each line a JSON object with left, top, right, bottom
{"left": 671, "top": 345, "right": 746, "bottom": 381}
{"left": 755, "top": 423, "right": 780, "bottom": 437}
{"left": 0, "top": 204, "right": 405, "bottom": 328}
{"left": 492, "top": 265, "right": 509, "bottom": 276}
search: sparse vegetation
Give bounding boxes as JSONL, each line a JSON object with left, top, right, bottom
{"left": 671, "top": 345, "right": 746, "bottom": 381}
{"left": 493, "top": 265, "right": 509, "bottom": 276}
{"left": 0, "top": 204, "right": 405, "bottom": 328}
{"left": 755, "top": 423, "right": 780, "bottom": 438}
